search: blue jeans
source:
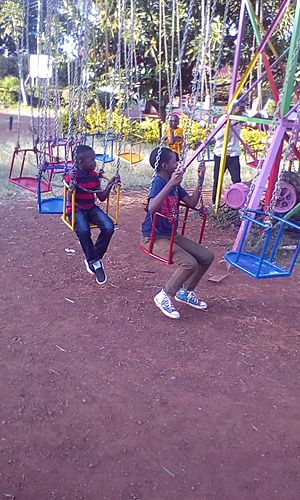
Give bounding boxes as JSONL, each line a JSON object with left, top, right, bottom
{"left": 75, "top": 205, "right": 115, "bottom": 263}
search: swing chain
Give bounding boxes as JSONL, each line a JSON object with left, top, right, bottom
{"left": 211, "top": 0, "right": 230, "bottom": 105}
{"left": 152, "top": 0, "right": 196, "bottom": 177}
{"left": 179, "top": 0, "right": 213, "bottom": 169}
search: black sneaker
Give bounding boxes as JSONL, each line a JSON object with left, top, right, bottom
{"left": 92, "top": 260, "right": 107, "bottom": 285}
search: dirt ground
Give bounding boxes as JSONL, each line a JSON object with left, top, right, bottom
{"left": 0, "top": 185, "right": 300, "bottom": 500}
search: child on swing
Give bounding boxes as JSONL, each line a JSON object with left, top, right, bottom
{"left": 65, "top": 145, "right": 120, "bottom": 285}
{"left": 141, "top": 147, "right": 214, "bottom": 319}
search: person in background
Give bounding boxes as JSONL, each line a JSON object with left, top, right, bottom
{"left": 212, "top": 103, "right": 245, "bottom": 205}
{"left": 166, "top": 113, "right": 184, "bottom": 158}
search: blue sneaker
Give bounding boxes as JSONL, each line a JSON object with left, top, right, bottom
{"left": 175, "top": 288, "right": 207, "bottom": 310}
{"left": 154, "top": 289, "right": 180, "bottom": 319}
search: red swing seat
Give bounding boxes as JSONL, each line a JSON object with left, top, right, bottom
{"left": 141, "top": 204, "right": 207, "bottom": 265}
{"left": 8, "top": 147, "right": 52, "bottom": 193}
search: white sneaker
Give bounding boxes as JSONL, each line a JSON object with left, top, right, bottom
{"left": 154, "top": 289, "right": 180, "bottom": 319}
{"left": 84, "top": 259, "right": 95, "bottom": 275}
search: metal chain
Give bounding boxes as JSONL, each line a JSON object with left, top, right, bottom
{"left": 53, "top": 0, "right": 62, "bottom": 142}
{"left": 112, "top": 0, "right": 128, "bottom": 178}
{"left": 38, "top": 0, "right": 53, "bottom": 170}
{"left": 179, "top": 0, "right": 213, "bottom": 170}
{"left": 16, "top": 0, "right": 27, "bottom": 148}
{"left": 211, "top": 0, "right": 230, "bottom": 105}
{"left": 152, "top": 0, "right": 196, "bottom": 178}
{"left": 66, "top": 0, "right": 92, "bottom": 189}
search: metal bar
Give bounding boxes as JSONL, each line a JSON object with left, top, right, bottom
{"left": 245, "top": 0, "right": 279, "bottom": 102}
{"left": 229, "top": 114, "right": 273, "bottom": 126}
{"left": 264, "top": 139, "right": 283, "bottom": 210}
{"left": 256, "top": 227, "right": 272, "bottom": 277}
{"left": 19, "top": 150, "right": 27, "bottom": 178}
{"left": 230, "top": 125, "right": 257, "bottom": 161}
{"left": 229, "top": 0, "right": 247, "bottom": 100}
{"left": 288, "top": 242, "right": 300, "bottom": 274}
{"left": 236, "top": 48, "right": 288, "bottom": 106}
{"left": 8, "top": 149, "right": 17, "bottom": 179}
{"left": 232, "top": 123, "right": 286, "bottom": 251}
{"left": 198, "top": 211, "right": 207, "bottom": 244}
{"left": 268, "top": 220, "right": 285, "bottom": 262}
{"left": 183, "top": 115, "right": 227, "bottom": 170}
{"left": 228, "top": 0, "right": 290, "bottom": 109}
{"left": 215, "top": 119, "right": 231, "bottom": 210}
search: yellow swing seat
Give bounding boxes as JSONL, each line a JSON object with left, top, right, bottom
{"left": 61, "top": 180, "right": 121, "bottom": 231}
{"left": 117, "top": 135, "right": 143, "bottom": 165}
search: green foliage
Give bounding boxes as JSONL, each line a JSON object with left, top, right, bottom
{"left": 140, "top": 117, "right": 160, "bottom": 143}
{"left": 0, "top": 75, "right": 18, "bottom": 106}
{"left": 179, "top": 114, "right": 211, "bottom": 149}
{"left": 0, "top": 75, "right": 18, "bottom": 90}
{"left": 240, "top": 126, "right": 267, "bottom": 157}
{"left": 264, "top": 98, "right": 276, "bottom": 116}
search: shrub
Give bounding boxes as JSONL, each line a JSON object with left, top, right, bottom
{"left": 179, "top": 114, "right": 211, "bottom": 149}
{"left": 140, "top": 117, "right": 160, "bottom": 143}
{"left": 240, "top": 126, "right": 267, "bottom": 157}
{"left": 0, "top": 75, "right": 19, "bottom": 106}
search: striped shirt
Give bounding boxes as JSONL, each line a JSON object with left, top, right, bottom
{"left": 65, "top": 169, "right": 100, "bottom": 214}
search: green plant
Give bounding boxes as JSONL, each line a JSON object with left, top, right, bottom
{"left": 264, "top": 98, "right": 276, "bottom": 116}
{"left": 140, "top": 117, "right": 160, "bottom": 143}
{"left": 179, "top": 114, "right": 211, "bottom": 149}
{"left": 0, "top": 75, "right": 19, "bottom": 106}
{"left": 240, "top": 126, "right": 267, "bottom": 157}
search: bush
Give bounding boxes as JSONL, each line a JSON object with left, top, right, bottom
{"left": 179, "top": 114, "right": 211, "bottom": 149}
{"left": 0, "top": 75, "right": 19, "bottom": 106}
{"left": 240, "top": 126, "right": 267, "bottom": 157}
{"left": 140, "top": 117, "right": 160, "bottom": 143}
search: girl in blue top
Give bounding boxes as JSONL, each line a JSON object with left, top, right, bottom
{"left": 142, "top": 147, "right": 214, "bottom": 320}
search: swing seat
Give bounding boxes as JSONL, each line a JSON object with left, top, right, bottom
{"left": 140, "top": 212, "right": 176, "bottom": 265}
{"left": 61, "top": 181, "right": 120, "bottom": 230}
{"left": 8, "top": 147, "right": 52, "bottom": 194}
{"left": 225, "top": 210, "right": 300, "bottom": 279}
{"left": 118, "top": 151, "right": 143, "bottom": 164}
{"left": 38, "top": 197, "right": 64, "bottom": 214}
{"left": 84, "top": 133, "right": 115, "bottom": 164}
{"left": 225, "top": 251, "right": 292, "bottom": 278}
{"left": 9, "top": 176, "right": 51, "bottom": 193}
{"left": 141, "top": 205, "right": 207, "bottom": 265}
{"left": 95, "top": 152, "right": 114, "bottom": 163}
{"left": 46, "top": 160, "right": 73, "bottom": 172}
{"left": 37, "top": 172, "right": 64, "bottom": 214}
{"left": 117, "top": 136, "right": 143, "bottom": 165}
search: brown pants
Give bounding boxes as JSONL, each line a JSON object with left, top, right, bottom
{"left": 142, "top": 234, "right": 214, "bottom": 296}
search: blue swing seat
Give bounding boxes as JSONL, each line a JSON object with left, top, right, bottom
{"left": 38, "top": 197, "right": 64, "bottom": 214}
{"left": 37, "top": 169, "right": 64, "bottom": 215}
{"left": 225, "top": 210, "right": 300, "bottom": 279}
{"left": 84, "top": 133, "right": 115, "bottom": 164}
{"left": 95, "top": 152, "right": 114, "bottom": 163}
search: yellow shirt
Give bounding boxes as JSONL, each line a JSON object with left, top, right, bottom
{"left": 166, "top": 126, "right": 184, "bottom": 156}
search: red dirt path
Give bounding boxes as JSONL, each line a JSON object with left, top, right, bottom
{"left": 0, "top": 188, "right": 300, "bottom": 499}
